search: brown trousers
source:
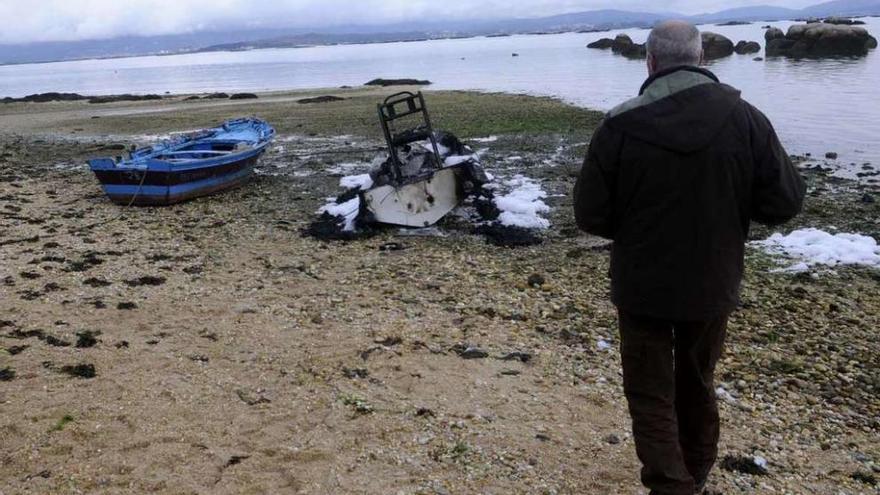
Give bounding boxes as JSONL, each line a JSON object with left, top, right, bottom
{"left": 618, "top": 310, "right": 728, "bottom": 495}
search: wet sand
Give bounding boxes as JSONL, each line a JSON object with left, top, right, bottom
{"left": 1, "top": 89, "right": 878, "bottom": 494}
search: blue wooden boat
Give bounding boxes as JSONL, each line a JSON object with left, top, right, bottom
{"left": 88, "top": 118, "right": 275, "bottom": 206}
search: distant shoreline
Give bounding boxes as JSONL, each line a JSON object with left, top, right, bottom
{"left": 0, "top": 18, "right": 804, "bottom": 68}
{"left": 0, "top": 30, "right": 611, "bottom": 68}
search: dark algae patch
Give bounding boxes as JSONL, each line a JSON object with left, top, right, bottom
{"left": 475, "top": 225, "right": 543, "bottom": 247}
{"left": 59, "top": 364, "right": 96, "bottom": 379}
{"left": 6, "top": 345, "right": 29, "bottom": 355}
{"left": 7, "top": 328, "right": 71, "bottom": 347}
{"left": 83, "top": 277, "right": 112, "bottom": 287}
{"left": 0, "top": 367, "right": 15, "bottom": 381}
{"left": 43, "top": 335, "right": 71, "bottom": 347}
{"left": 75, "top": 331, "right": 101, "bottom": 348}
{"left": 851, "top": 471, "right": 877, "bottom": 486}
{"left": 124, "top": 276, "right": 166, "bottom": 287}
{"left": 298, "top": 95, "right": 347, "bottom": 104}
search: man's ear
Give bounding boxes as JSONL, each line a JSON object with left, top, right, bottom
{"left": 647, "top": 53, "right": 656, "bottom": 75}
{"left": 699, "top": 50, "right": 705, "bottom": 66}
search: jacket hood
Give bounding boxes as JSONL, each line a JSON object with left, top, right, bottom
{"left": 605, "top": 66, "right": 742, "bottom": 154}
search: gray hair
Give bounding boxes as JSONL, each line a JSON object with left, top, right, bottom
{"left": 647, "top": 20, "right": 703, "bottom": 70}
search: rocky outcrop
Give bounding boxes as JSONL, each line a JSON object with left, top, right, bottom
{"left": 588, "top": 34, "right": 646, "bottom": 58}
{"left": 611, "top": 34, "right": 647, "bottom": 59}
{"left": 87, "top": 94, "right": 162, "bottom": 104}
{"left": 765, "top": 27, "right": 786, "bottom": 42}
{"left": 587, "top": 38, "right": 615, "bottom": 49}
{"left": 734, "top": 40, "right": 762, "bottom": 54}
{"left": 701, "top": 32, "right": 735, "bottom": 60}
{"left": 766, "top": 23, "right": 877, "bottom": 57}
{"left": 824, "top": 17, "right": 865, "bottom": 26}
{"left": 1, "top": 93, "right": 89, "bottom": 104}
{"left": 365, "top": 78, "right": 432, "bottom": 87}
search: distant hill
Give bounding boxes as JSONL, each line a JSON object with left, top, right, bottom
{"left": 2, "top": 0, "right": 879, "bottom": 65}
{"left": 691, "top": 6, "right": 802, "bottom": 23}
{"left": 802, "top": 0, "right": 880, "bottom": 16}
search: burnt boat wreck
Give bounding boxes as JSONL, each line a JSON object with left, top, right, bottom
{"left": 312, "top": 91, "right": 490, "bottom": 237}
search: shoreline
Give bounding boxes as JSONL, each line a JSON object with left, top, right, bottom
{"left": 1, "top": 90, "right": 878, "bottom": 494}
{"left": 3, "top": 15, "right": 876, "bottom": 68}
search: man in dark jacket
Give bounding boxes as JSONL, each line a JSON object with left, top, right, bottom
{"left": 573, "top": 20, "right": 805, "bottom": 495}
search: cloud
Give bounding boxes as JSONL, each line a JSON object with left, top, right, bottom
{"left": 0, "top": 0, "right": 816, "bottom": 44}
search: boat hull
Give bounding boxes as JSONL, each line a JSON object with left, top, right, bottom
{"left": 92, "top": 153, "right": 260, "bottom": 206}
{"left": 362, "top": 167, "right": 465, "bottom": 228}
{"left": 88, "top": 118, "right": 274, "bottom": 206}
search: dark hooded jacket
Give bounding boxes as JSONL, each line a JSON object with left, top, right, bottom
{"left": 574, "top": 66, "right": 805, "bottom": 321}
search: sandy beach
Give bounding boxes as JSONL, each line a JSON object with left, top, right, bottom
{"left": 1, "top": 88, "right": 878, "bottom": 494}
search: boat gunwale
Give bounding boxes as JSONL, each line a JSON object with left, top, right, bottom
{"left": 89, "top": 118, "right": 275, "bottom": 172}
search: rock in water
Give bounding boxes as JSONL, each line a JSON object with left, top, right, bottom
{"left": 364, "top": 78, "right": 432, "bottom": 87}
{"left": 735, "top": 40, "right": 762, "bottom": 54}
{"left": 765, "top": 27, "right": 786, "bottom": 42}
{"left": 611, "top": 34, "right": 646, "bottom": 59}
{"left": 702, "top": 32, "right": 735, "bottom": 60}
{"left": 766, "top": 23, "right": 877, "bottom": 57}
{"left": 824, "top": 17, "right": 865, "bottom": 26}
{"left": 587, "top": 38, "right": 615, "bottom": 49}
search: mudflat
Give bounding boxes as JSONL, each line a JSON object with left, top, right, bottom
{"left": 1, "top": 88, "right": 878, "bottom": 494}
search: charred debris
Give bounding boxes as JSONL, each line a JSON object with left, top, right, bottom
{"left": 305, "top": 91, "right": 544, "bottom": 247}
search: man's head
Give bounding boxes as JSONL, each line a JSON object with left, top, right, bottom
{"left": 646, "top": 20, "right": 704, "bottom": 75}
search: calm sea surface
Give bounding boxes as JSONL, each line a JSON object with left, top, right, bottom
{"left": 2, "top": 20, "right": 879, "bottom": 166}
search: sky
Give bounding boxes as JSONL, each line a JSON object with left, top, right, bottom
{"left": 0, "top": 0, "right": 820, "bottom": 44}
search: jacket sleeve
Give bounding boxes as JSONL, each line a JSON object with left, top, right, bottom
{"left": 748, "top": 106, "right": 806, "bottom": 226}
{"left": 574, "top": 122, "right": 619, "bottom": 240}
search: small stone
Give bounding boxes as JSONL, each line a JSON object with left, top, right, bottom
{"left": 234, "top": 303, "right": 258, "bottom": 314}
{"left": 415, "top": 407, "right": 435, "bottom": 418}
{"left": 527, "top": 273, "right": 546, "bottom": 287}
{"left": 861, "top": 193, "right": 875, "bottom": 204}
{"left": 459, "top": 347, "right": 489, "bottom": 359}
{"left": 498, "top": 351, "right": 533, "bottom": 363}
{"left": 343, "top": 367, "right": 369, "bottom": 379}
{"left": 374, "top": 336, "right": 403, "bottom": 347}
{"left": 604, "top": 433, "right": 622, "bottom": 445}
{"left": 825, "top": 152, "right": 839, "bottom": 160}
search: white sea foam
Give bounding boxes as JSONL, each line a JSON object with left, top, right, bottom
{"left": 754, "top": 228, "right": 880, "bottom": 271}
{"left": 492, "top": 175, "right": 551, "bottom": 229}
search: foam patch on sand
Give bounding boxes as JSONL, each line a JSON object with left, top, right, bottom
{"left": 492, "top": 175, "right": 551, "bottom": 229}
{"left": 754, "top": 228, "right": 880, "bottom": 271}
{"left": 340, "top": 174, "right": 373, "bottom": 190}
{"left": 326, "top": 162, "right": 371, "bottom": 175}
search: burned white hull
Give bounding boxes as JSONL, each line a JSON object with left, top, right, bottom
{"left": 362, "top": 167, "right": 464, "bottom": 228}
